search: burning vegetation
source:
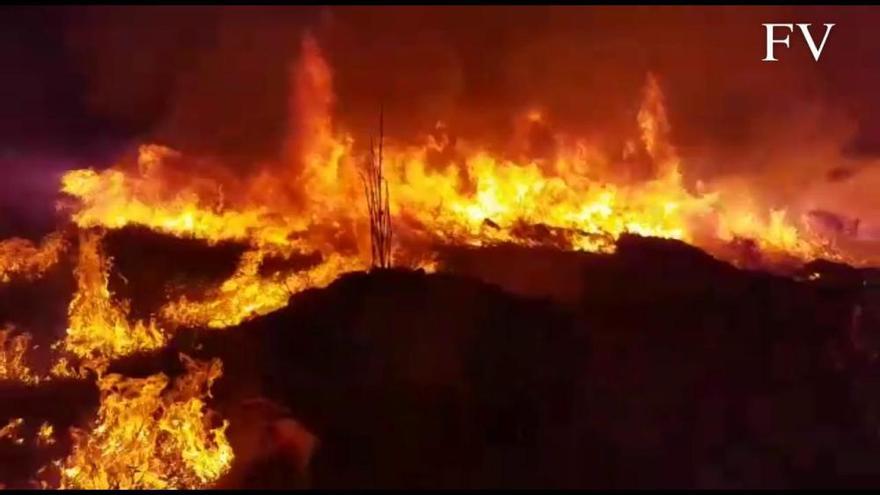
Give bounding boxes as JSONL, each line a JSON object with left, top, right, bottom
{"left": 0, "top": 24, "right": 877, "bottom": 489}
{"left": 53, "top": 355, "right": 232, "bottom": 489}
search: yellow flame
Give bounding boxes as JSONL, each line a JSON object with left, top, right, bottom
{"left": 0, "top": 38, "right": 866, "bottom": 491}
{"left": 55, "top": 355, "right": 232, "bottom": 489}
{"left": 57, "top": 72, "right": 840, "bottom": 269}
{"left": 37, "top": 422, "right": 56, "bottom": 446}
{"left": 0, "top": 327, "right": 41, "bottom": 385}
{"left": 160, "top": 250, "right": 364, "bottom": 329}
{"left": 61, "top": 231, "right": 166, "bottom": 373}
{"left": 61, "top": 165, "right": 299, "bottom": 249}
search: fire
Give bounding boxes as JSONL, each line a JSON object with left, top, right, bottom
{"left": 382, "top": 142, "right": 700, "bottom": 254}
{"left": 0, "top": 327, "right": 41, "bottom": 384}
{"left": 60, "top": 231, "right": 166, "bottom": 373}
{"left": 637, "top": 73, "right": 676, "bottom": 168}
{"left": 375, "top": 96, "right": 834, "bottom": 264}
{"left": 55, "top": 354, "right": 232, "bottom": 489}
{"left": 160, "top": 249, "right": 292, "bottom": 329}
{"left": 160, "top": 249, "right": 364, "bottom": 330}
{"left": 60, "top": 161, "right": 300, "bottom": 250}
{"left": 37, "top": 422, "right": 56, "bottom": 446}
{"left": 52, "top": 36, "right": 846, "bottom": 272}
{"left": 0, "top": 418, "right": 25, "bottom": 445}
{"left": 0, "top": 33, "right": 870, "bottom": 490}
{"left": 54, "top": 75, "right": 841, "bottom": 274}
{"left": 0, "top": 233, "right": 66, "bottom": 284}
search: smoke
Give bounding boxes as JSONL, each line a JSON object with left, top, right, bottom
{"left": 59, "top": 6, "right": 320, "bottom": 166}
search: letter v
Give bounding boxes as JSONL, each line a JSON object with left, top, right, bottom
{"left": 798, "top": 23, "right": 834, "bottom": 61}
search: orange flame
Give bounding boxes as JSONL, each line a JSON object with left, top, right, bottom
{"left": 0, "top": 418, "right": 25, "bottom": 446}
{"left": 58, "top": 61, "right": 844, "bottom": 271}
{"left": 0, "top": 233, "right": 66, "bottom": 284}
{"left": 54, "top": 354, "right": 232, "bottom": 489}
{"left": 36, "top": 422, "right": 56, "bottom": 447}
{"left": 160, "top": 249, "right": 364, "bottom": 329}
{"left": 60, "top": 231, "right": 166, "bottom": 373}
{"left": 0, "top": 34, "right": 868, "bottom": 491}
{"left": 0, "top": 327, "right": 41, "bottom": 385}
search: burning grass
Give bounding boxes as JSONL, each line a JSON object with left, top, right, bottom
{"left": 0, "top": 32, "right": 875, "bottom": 489}
{"left": 52, "top": 355, "right": 232, "bottom": 489}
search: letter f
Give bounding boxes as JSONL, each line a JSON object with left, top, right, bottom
{"left": 763, "top": 23, "right": 794, "bottom": 62}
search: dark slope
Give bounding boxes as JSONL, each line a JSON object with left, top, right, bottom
{"left": 189, "top": 268, "right": 586, "bottom": 489}
{"left": 159, "top": 236, "right": 880, "bottom": 489}
{"left": 3, "top": 228, "right": 880, "bottom": 488}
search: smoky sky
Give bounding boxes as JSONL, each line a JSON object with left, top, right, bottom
{"left": 1, "top": 5, "right": 880, "bottom": 237}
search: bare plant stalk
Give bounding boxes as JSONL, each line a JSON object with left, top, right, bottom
{"left": 360, "top": 108, "right": 392, "bottom": 269}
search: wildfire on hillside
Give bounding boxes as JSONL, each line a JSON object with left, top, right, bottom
{"left": 0, "top": 21, "right": 876, "bottom": 489}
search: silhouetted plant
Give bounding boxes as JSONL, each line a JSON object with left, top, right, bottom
{"left": 360, "top": 108, "right": 392, "bottom": 269}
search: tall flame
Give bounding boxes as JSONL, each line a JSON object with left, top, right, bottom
{"left": 61, "top": 231, "right": 166, "bottom": 373}
{"left": 55, "top": 72, "right": 844, "bottom": 273}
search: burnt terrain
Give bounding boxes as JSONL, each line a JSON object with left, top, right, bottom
{"left": 3, "top": 229, "right": 880, "bottom": 488}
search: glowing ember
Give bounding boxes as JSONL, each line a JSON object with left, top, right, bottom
{"left": 37, "top": 422, "right": 56, "bottom": 446}
{"left": 0, "top": 418, "right": 25, "bottom": 445}
{"left": 54, "top": 354, "right": 233, "bottom": 489}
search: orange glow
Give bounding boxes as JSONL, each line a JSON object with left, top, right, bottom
{"left": 0, "top": 418, "right": 25, "bottom": 445}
